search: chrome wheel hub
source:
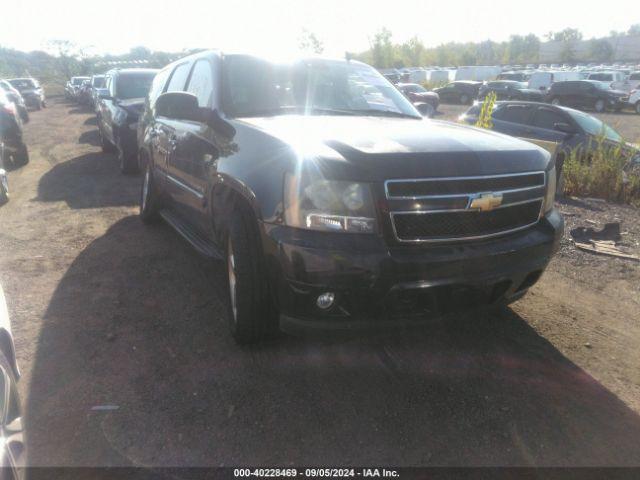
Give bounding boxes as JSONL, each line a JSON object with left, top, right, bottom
{"left": 227, "top": 240, "right": 237, "bottom": 323}
{"left": 142, "top": 170, "right": 150, "bottom": 211}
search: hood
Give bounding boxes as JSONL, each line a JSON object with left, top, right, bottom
{"left": 237, "top": 115, "right": 550, "bottom": 178}
{"left": 118, "top": 98, "right": 145, "bottom": 116}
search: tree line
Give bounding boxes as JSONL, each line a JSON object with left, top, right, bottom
{"left": 349, "top": 25, "right": 640, "bottom": 68}
{"left": 1, "top": 24, "right": 639, "bottom": 90}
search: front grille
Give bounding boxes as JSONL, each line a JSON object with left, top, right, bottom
{"left": 392, "top": 200, "right": 543, "bottom": 241}
{"left": 386, "top": 172, "right": 545, "bottom": 198}
{"left": 385, "top": 172, "right": 546, "bottom": 242}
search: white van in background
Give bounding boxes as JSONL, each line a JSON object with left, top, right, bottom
{"left": 587, "top": 71, "right": 631, "bottom": 91}
{"left": 528, "top": 71, "right": 582, "bottom": 92}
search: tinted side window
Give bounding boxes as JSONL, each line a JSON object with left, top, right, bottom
{"left": 493, "top": 105, "right": 532, "bottom": 124}
{"left": 186, "top": 60, "right": 214, "bottom": 108}
{"left": 532, "top": 108, "right": 567, "bottom": 130}
{"left": 166, "top": 63, "right": 192, "bottom": 92}
{"left": 149, "top": 68, "right": 171, "bottom": 106}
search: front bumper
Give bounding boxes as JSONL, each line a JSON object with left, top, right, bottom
{"left": 263, "top": 210, "right": 563, "bottom": 332}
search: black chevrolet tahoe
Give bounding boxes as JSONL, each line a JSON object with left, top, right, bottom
{"left": 137, "top": 51, "right": 563, "bottom": 344}
{"left": 97, "top": 68, "right": 158, "bottom": 173}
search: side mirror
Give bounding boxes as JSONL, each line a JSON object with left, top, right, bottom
{"left": 415, "top": 102, "right": 435, "bottom": 118}
{"left": 554, "top": 122, "right": 576, "bottom": 135}
{"left": 155, "top": 92, "right": 201, "bottom": 122}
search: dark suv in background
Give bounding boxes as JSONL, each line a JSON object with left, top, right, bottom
{"left": 478, "top": 81, "right": 544, "bottom": 102}
{"left": 546, "top": 80, "right": 629, "bottom": 112}
{"left": 97, "top": 68, "right": 158, "bottom": 173}
{"left": 137, "top": 51, "right": 562, "bottom": 345}
{"left": 433, "top": 81, "right": 482, "bottom": 104}
{"left": 8, "top": 78, "right": 45, "bottom": 110}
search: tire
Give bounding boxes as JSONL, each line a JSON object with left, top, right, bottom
{"left": 41, "top": 100, "right": 46, "bottom": 109}
{"left": 459, "top": 94, "right": 470, "bottom": 105}
{"left": 117, "top": 137, "right": 138, "bottom": 174}
{"left": 139, "top": 164, "right": 161, "bottom": 223}
{"left": 551, "top": 97, "right": 561, "bottom": 106}
{"left": 0, "top": 172, "right": 9, "bottom": 205}
{"left": 594, "top": 99, "right": 605, "bottom": 113}
{"left": 0, "top": 349, "right": 24, "bottom": 476}
{"left": 98, "top": 125, "right": 116, "bottom": 153}
{"left": 226, "top": 204, "right": 277, "bottom": 344}
{"left": 11, "top": 144, "right": 29, "bottom": 167}
{"left": 33, "top": 101, "right": 41, "bottom": 111}
{"left": 635, "top": 102, "right": 640, "bottom": 115}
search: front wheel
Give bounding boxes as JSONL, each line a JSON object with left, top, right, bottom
{"left": 594, "top": 99, "right": 605, "bottom": 113}
{"left": 635, "top": 102, "right": 640, "bottom": 115}
{"left": 0, "top": 171, "right": 9, "bottom": 205}
{"left": 139, "top": 165, "right": 161, "bottom": 223}
{"left": 551, "top": 97, "right": 561, "bottom": 106}
{"left": 11, "top": 144, "right": 29, "bottom": 167}
{"left": 226, "top": 206, "right": 277, "bottom": 344}
{"left": 99, "top": 125, "right": 116, "bottom": 153}
{"left": 459, "top": 94, "right": 470, "bottom": 105}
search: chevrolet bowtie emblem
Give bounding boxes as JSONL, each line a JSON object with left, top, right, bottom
{"left": 469, "top": 192, "right": 503, "bottom": 212}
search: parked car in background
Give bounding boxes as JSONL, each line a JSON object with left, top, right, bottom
{"left": 77, "top": 79, "right": 93, "bottom": 105}
{"left": 97, "top": 68, "right": 158, "bottom": 173}
{"left": 545, "top": 80, "right": 629, "bottom": 112}
{"left": 0, "top": 90, "right": 29, "bottom": 168}
{"left": 460, "top": 101, "right": 640, "bottom": 174}
{"left": 586, "top": 71, "right": 629, "bottom": 91}
{"left": 0, "top": 80, "right": 28, "bottom": 123}
{"left": 8, "top": 78, "right": 45, "bottom": 110}
{"left": 433, "top": 81, "right": 481, "bottom": 104}
{"left": 65, "top": 76, "right": 90, "bottom": 100}
{"left": 87, "top": 75, "right": 106, "bottom": 108}
{"left": 478, "top": 81, "right": 544, "bottom": 101}
{"left": 0, "top": 284, "right": 25, "bottom": 475}
{"left": 527, "top": 71, "right": 582, "bottom": 92}
{"left": 137, "top": 51, "right": 562, "bottom": 344}
{"left": 629, "top": 88, "right": 640, "bottom": 114}
{"left": 497, "top": 71, "right": 531, "bottom": 82}
{"left": 626, "top": 72, "right": 640, "bottom": 92}
{"left": 396, "top": 83, "right": 439, "bottom": 110}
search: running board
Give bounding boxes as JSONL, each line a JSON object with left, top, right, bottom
{"left": 159, "top": 209, "right": 223, "bottom": 260}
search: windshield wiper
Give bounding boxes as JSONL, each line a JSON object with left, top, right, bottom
{"left": 239, "top": 106, "right": 356, "bottom": 117}
{"left": 348, "top": 109, "right": 420, "bottom": 119}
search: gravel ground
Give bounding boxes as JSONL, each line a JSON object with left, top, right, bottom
{"left": 0, "top": 99, "right": 639, "bottom": 468}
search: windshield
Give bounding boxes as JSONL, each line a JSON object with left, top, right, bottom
{"left": 222, "top": 56, "right": 420, "bottom": 118}
{"left": 92, "top": 77, "right": 105, "bottom": 88}
{"left": 72, "top": 77, "right": 88, "bottom": 85}
{"left": 115, "top": 73, "right": 156, "bottom": 100}
{"left": 569, "top": 110, "right": 622, "bottom": 142}
{"left": 9, "top": 79, "right": 36, "bottom": 90}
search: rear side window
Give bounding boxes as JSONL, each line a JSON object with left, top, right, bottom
{"left": 186, "top": 60, "right": 214, "bottom": 108}
{"left": 493, "top": 105, "right": 532, "bottom": 124}
{"left": 166, "top": 63, "right": 192, "bottom": 92}
{"left": 629, "top": 73, "right": 640, "bottom": 80}
{"left": 532, "top": 108, "right": 567, "bottom": 130}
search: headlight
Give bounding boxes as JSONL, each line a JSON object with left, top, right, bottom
{"left": 544, "top": 166, "right": 556, "bottom": 213}
{"left": 284, "top": 173, "right": 377, "bottom": 233}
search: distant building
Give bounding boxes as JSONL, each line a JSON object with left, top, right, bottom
{"left": 540, "top": 35, "right": 640, "bottom": 63}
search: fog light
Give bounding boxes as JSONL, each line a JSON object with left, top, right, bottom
{"left": 316, "top": 292, "right": 335, "bottom": 310}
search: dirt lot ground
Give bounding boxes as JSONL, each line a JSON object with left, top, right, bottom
{"left": 0, "top": 99, "right": 639, "bottom": 467}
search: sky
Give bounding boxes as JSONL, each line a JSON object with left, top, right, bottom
{"left": 1, "top": 0, "right": 638, "bottom": 57}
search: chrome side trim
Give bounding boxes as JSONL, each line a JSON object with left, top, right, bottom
{"left": 166, "top": 174, "right": 204, "bottom": 199}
